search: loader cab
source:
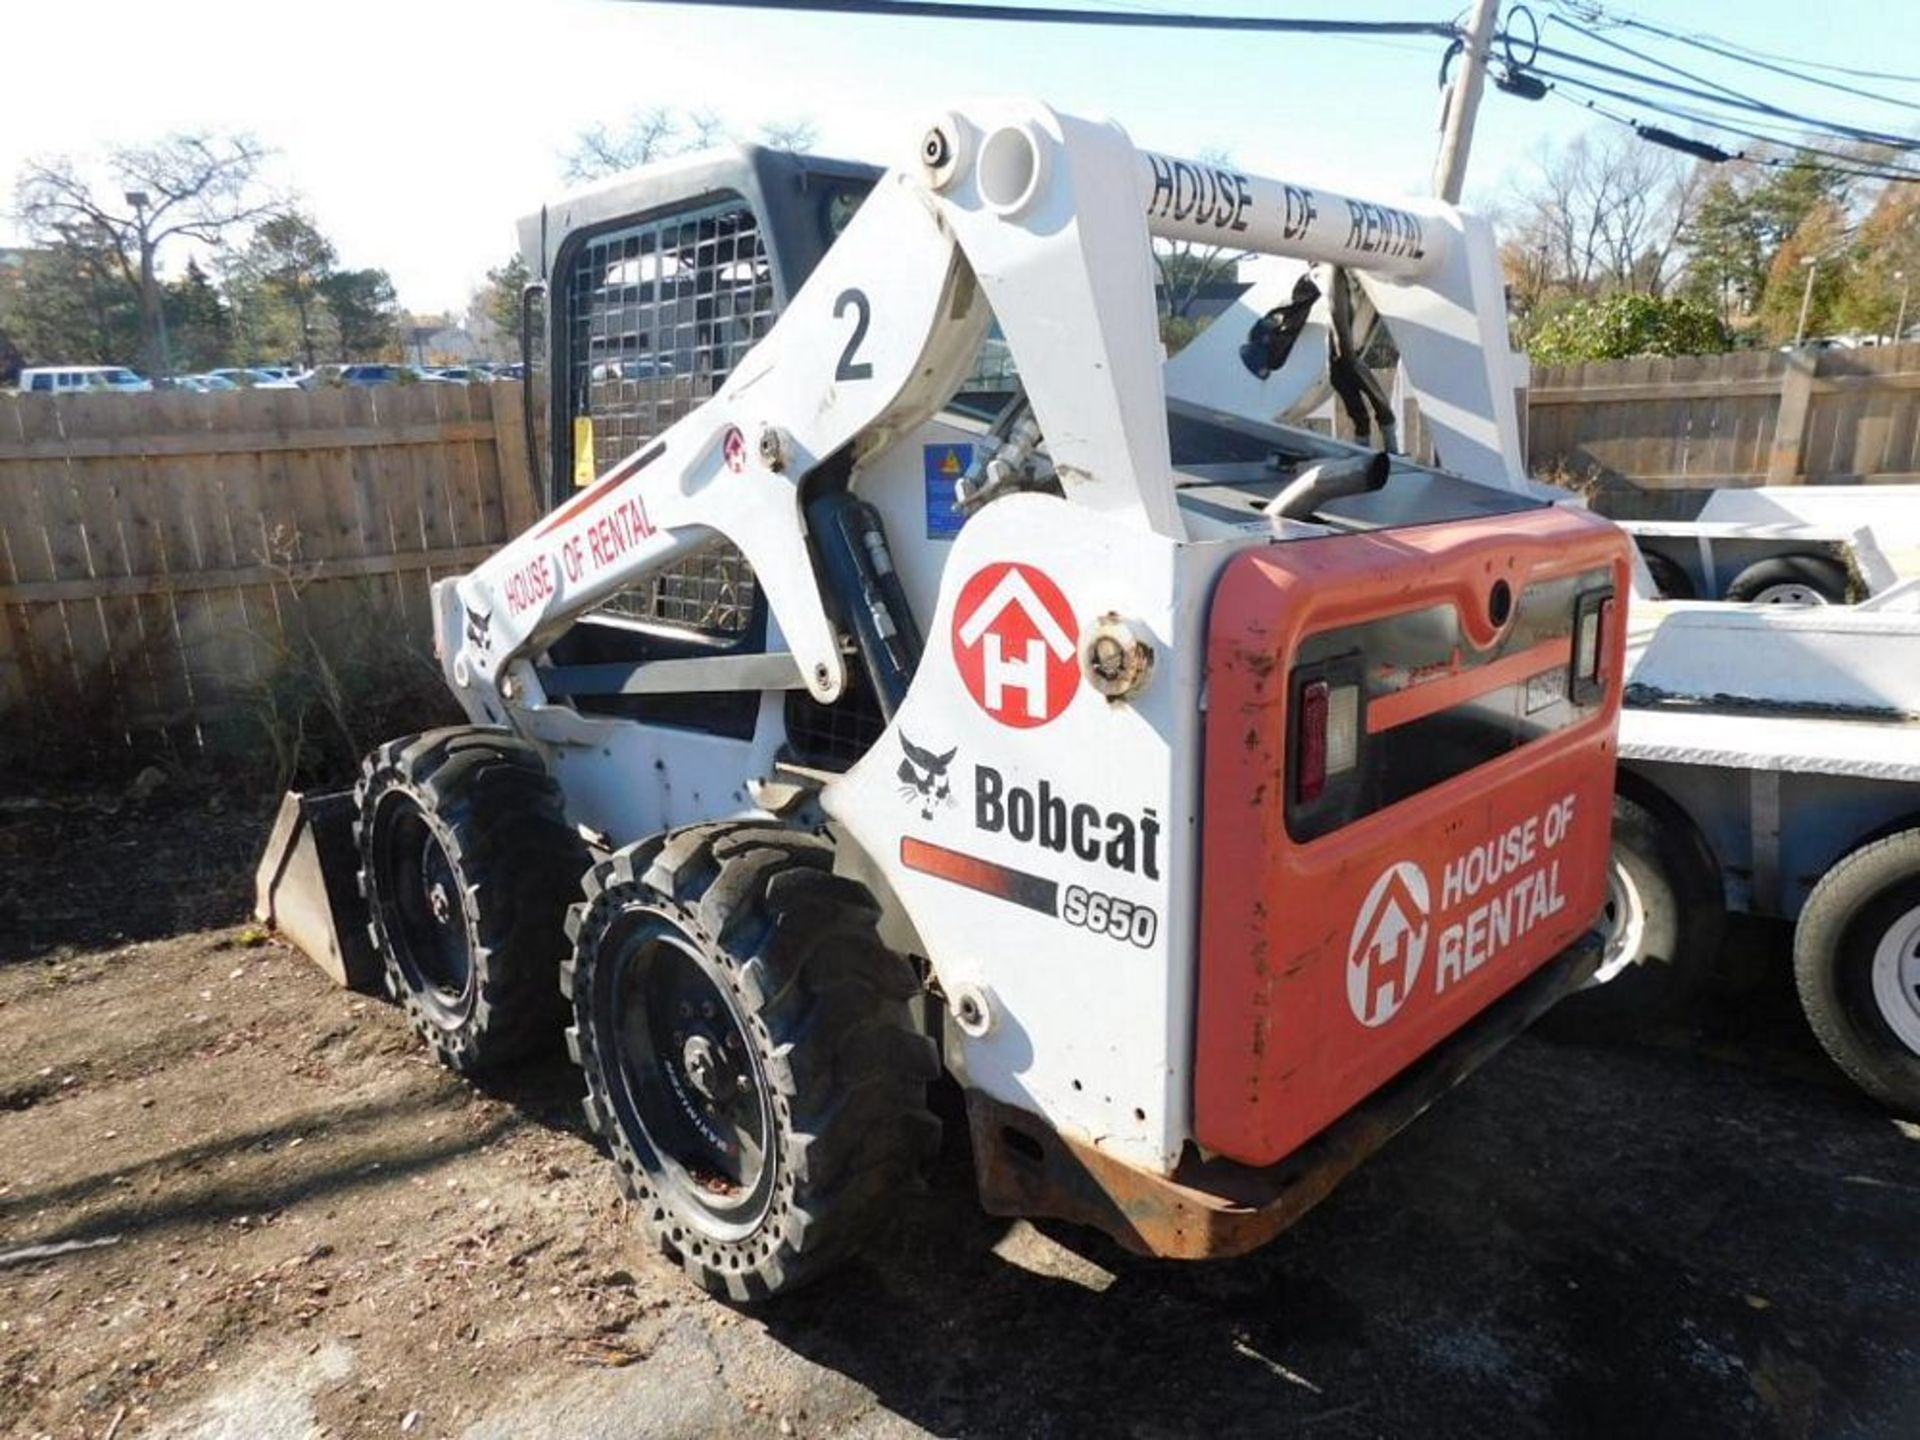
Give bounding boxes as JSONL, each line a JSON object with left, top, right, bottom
{"left": 516, "top": 147, "right": 882, "bottom": 744}
{"left": 521, "top": 145, "right": 881, "bottom": 514}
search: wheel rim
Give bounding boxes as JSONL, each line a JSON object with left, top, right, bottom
{"left": 1868, "top": 902, "right": 1920, "bottom": 1057}
{"left": 1749, "top": 582, "right": 1830, "bottom": 606}
{"left": 605, "top": 922, "right": 775, "bottom": 1240}
{"left": 1593, "top": 854, "right": 1649, "bottom": 986}
{"left": 371, "top": 794, "right": 474, "bottom": 1025}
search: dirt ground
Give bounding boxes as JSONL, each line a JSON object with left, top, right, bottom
{"left": 2, "top": 782, "right": 1918, "bottom": 1440}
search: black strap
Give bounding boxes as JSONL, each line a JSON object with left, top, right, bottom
{"left": 1238, "top": 274, "right": 1321, "bottom": 380}
{"left": 1327, "top": 269, "right": 1398, "bottom": 452}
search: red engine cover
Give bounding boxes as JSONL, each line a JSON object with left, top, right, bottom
{"left": 1194, "top": 505, "right": 1629, "bottom": 1167}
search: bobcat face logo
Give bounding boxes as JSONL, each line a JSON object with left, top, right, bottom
{"left": 463, "top": 601, "right": 493, "bottom": 658}
{"left": 897, "top": 733, "right": 957, "bottom": 821}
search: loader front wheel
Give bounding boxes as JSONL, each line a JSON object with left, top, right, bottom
{"left": 564, "top": 824, "right": 940, "bottom": 1302}
{"left": 357, "top": 728, "right": 587, "bottom": 1074}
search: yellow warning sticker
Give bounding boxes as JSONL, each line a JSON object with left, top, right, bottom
{"left": 572, "top": 416, "right": 596, "bottom": 489}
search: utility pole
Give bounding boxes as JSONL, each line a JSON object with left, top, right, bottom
{"left": 1432, "top": 0, "right": 1502, "bottom": 203}
{"left": 1896, "top": 271, "right": 1910, "bottom": 346}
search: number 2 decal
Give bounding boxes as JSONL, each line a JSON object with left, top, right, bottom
{"left": 834, "top": 288, "right": 873, "bottom": 381}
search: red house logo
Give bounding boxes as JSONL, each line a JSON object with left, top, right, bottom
{"left": 952, "top": 563, "right": 1079, "bottom": 728}
{"left": 1346, "top": 861, "right": 1431, "bottom": 1027}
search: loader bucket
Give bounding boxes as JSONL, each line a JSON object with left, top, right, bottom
{"left": 253, "top": 789, "right": 381, "bottom": 991}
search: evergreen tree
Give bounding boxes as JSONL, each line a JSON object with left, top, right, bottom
{"left": 247, "top": 212, "right": 338, "bottom": 369}
{"left": 477, "top": 254, "right": 530, "bottom": 350}
{"left": 320, "top": 268, "right": 398, "bottom": 360}
{"left": 163, "top": 257, "right": 232, "bottom": 370}
{"left": 1679, "top": 175, "right": 1767, "bottom": 320}
{"left": 0, "top": 240, "right": 142, "bottom": 366}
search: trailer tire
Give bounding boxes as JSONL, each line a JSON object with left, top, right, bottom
{"left": 1724, "top": 552, "right": 1850, "bottom": 606}
{"left": 1793, "top": 828, "right": 1920, "bottom": 1117}
{"left": 1641, "top": 550, "right": 1695, "bottom": 600}
{"left": 357, "top": 728, "right": 587, "bottom": 1074}
{"left": 564, "top": 824, "right": 941, "bottom": 1302}
{"left": 1545, "top": 793, "right": 1722, "bottom": 1035}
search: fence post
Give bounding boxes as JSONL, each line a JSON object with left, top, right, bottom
{"left": 1766, "top": 349, "right": 1817, "bottom": 485}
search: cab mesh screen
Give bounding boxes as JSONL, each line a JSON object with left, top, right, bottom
{"left": 561, "top": 197, "right": 773, "bottom": 634}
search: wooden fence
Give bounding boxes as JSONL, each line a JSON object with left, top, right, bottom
{"left": 6, "top": 345, "right": 1919, "bottom": 776}
{"left": 0, "top": 382, "right": 544, "bottom": 779}
{"left": 1528, "top": 341, "right": 1920, "bottom": 519}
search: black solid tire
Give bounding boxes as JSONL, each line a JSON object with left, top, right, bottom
{"left": 356, "top": 727, "right": 588, "bottom": 1073}
{"left": 1793, "top": 828, "right": 1920, "bottom": 1117}
{"left": 1723, "top": 552, "right": 1850, "bottom": 605}
{"left": 1641, "top": 549, "right": 1696, "bottom": 600}
{"left": 1546, "top": 793, "right": 1723, "bottom": 1034}
{"left": 564, "top": 823, "right": 941, "bottom": 1302}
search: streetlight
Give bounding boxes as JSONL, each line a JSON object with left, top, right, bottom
{"left": 1794, "top": 255, "right": 1820, "bottom": 348}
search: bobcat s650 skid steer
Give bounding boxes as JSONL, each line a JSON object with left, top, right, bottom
{"left": 257, "top": 100, "right": 1629, "bottom": 1300}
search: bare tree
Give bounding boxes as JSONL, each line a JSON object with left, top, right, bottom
{"left": 563, "top": 107, "right": 818, "bottom": 183}
{"left": 687, "top": 110, "right": 730, "bottom": 151}
{"left": 562, "top": 108, "right": 685, "bottom": 183}
{"left": 1503, "top": 129, "right": 1705, "bottom": 301}
{"left": 13, "top": 133, "right": 276, "bottom": 378}
{"left": 758, "top": 118, "right": 818, "bottom": 154}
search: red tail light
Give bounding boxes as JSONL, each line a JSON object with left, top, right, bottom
{"left": 1296, "top": 680, "right": 1329, "bottom": 803}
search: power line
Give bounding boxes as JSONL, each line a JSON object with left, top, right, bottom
{"left": 1543, "top": 12, "right": 1782, "bottom": 111}
{"left": 1671, "top": 40, "right": 1920, "bottom": 90}
{"left": 1516, "top": 38, "right": 1920, "bottom": 151}
{"left": 619, "top": 0, "right": 1461, "bottom": 38}
{"left": 1577, "top": 4, "right": 1920, "bottom": 108}
{"left": 1538, "top": 77, "right": 1920, "bottom": 186}
{"left": 1545, "top": 76, "right": 1920, "bottom": 182}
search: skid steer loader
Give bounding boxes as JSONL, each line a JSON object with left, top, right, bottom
{"left": 256, "top": 101, "right": 1628, "bottom": 1300}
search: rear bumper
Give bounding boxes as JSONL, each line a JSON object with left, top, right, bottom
{"left": 968, "top": 927, "right": 1602, "bottom": 1260}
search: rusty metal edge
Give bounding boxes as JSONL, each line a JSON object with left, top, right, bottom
{"left": 968, "top": 930, "right": 1604, "bottom": 1261}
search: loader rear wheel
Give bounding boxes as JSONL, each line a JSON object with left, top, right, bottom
{"left": 357, "top": 728, "right": 587, "bottom": 1074}
{"left": 1640, "top": 550, "right": 1695, "bottom": 601}
{"left": 1544, "top": 793, "right": 1722, "bottom": 1036}
{"left": 564, "top": 824, "right": 940, "bottom": 1302}
{"left": 1794, "top": 828, "right": 1920, "bottom": 1118}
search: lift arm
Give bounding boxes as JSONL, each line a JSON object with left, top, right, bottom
{"left": 435, "top": 100, "right": 1520, "bottom": 721}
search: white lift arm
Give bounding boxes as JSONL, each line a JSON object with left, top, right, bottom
{"left": 436, "top": 101, "right": 1529, "bottom": 721}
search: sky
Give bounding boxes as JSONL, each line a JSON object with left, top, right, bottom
{"left": 3, "top": 0, "right": 1915, "bottom": 315}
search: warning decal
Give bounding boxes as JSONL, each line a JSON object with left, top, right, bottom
{"left": 924, "top": 442, "right": 971, "bottom": 538}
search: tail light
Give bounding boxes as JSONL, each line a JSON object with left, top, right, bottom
{"left": 1295, "top": 677, "right": 1360, "bottom": 804}
{"left": 1571, "top": 589, "right": 1614, "bottom": 705}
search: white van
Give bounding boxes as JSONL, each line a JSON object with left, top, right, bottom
{"left": 18, "top": 365, "right": 153, "bottom": 394}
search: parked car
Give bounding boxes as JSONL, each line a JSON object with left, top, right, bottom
{"left": 300, "top": 363, "right": 429, "bottom": 388}
{"left": 428, "top": 366, "right": 492, "bottom": 384}
{"left": 18, "top": 365, "right": 152, "bottom": 394}
{"left": 206, "top": 367, "right": 302, "bottom": 390}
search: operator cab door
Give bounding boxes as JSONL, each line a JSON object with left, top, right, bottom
{"left": 521, "top": 149, "right": 877, "bottom": 747}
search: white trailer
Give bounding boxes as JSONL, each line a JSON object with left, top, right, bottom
{"left": 1587, "top": 587, "right": 1920, "bottom": 1113}
{"left": 1617, "top": 485, "right": 1920, "bottom": 605}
